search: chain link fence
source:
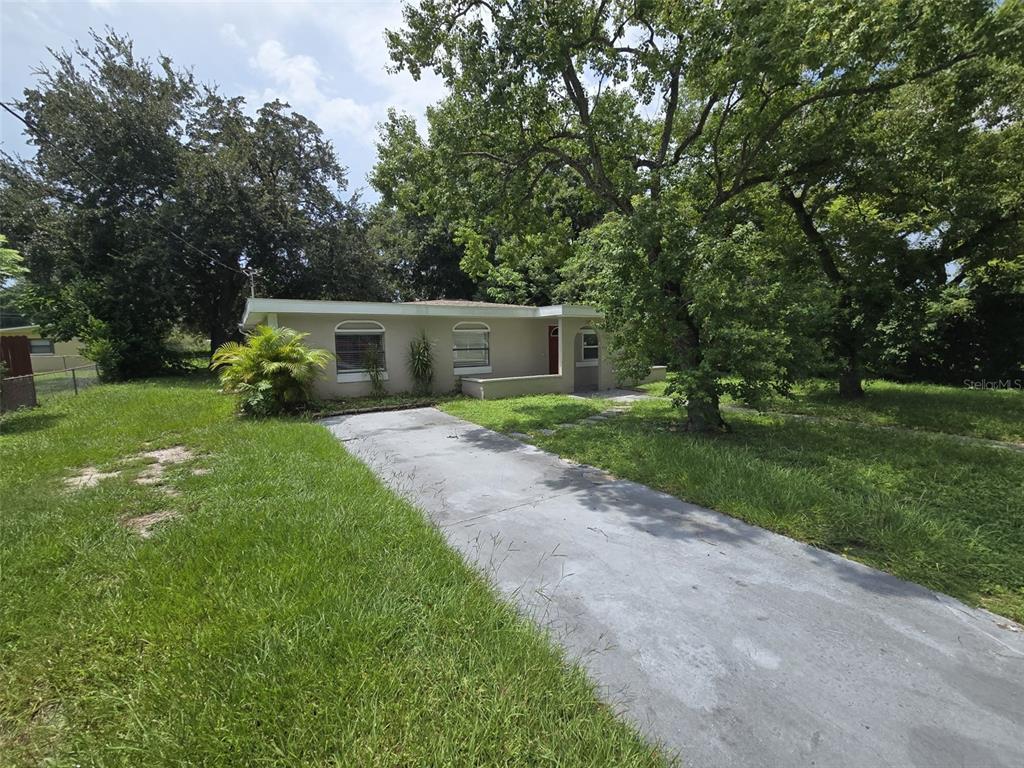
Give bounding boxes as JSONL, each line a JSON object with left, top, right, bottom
{"left": 1, "top": 364, "right": 101, "bottom": 411}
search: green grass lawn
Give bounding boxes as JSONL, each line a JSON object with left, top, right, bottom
{"left": 442, "top": 391, "right": 1024, "bottom": 623}
{"left": 641, "top": 378, "right": 1024, "bottom": 443}
{"left": 0, "top": 378, "right": 667, "bottom": 767}
{"left": 443, "top": 394, "right": 608, "bottom": 433}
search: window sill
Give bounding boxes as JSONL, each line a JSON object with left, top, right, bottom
{"left": 575, "top": 360, "right": 599, "bottom": 367}
{"left": 454, "top": 365, "right": 492, "bottom": 375}
{"left": 337, "top": 371, "right": 390, "bottom": 383}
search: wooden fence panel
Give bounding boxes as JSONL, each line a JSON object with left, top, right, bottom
{"left": 1, "top": 336, "right": 33, "bottom": 376}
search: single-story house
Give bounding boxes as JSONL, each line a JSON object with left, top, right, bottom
{"left": 240, "top": 298, "right": 665, "bottom": 400}
{"left": 0, "top": 325, "right": 91, "bottom": 373}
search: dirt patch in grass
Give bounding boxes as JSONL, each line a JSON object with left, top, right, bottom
{"left": 64, "top": 443, "right": 203, "bottom": 507}
{"left": 140, "top": 445, "right": 194, "bottom": 464}
{"left": 64, "top": 468, "right": 121, "bottom": 489}
{"left": 64, "top": 445, "right": 201, "bottom": 492}
{"left": 119, "top": 510, "right": 182, "bottom": 538}
{"left": 133, "top": 445, "right": 196, "bottom": 487}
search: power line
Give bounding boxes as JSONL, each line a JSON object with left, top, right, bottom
{"left": 1, "top": 101, "right": 257, "bottom": 296}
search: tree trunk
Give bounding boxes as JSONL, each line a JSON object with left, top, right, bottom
{"left": 780, "top": 187, "right": 868, "bottom": 401}
{"left": 665, "top": 285, "right": 730, "bottom": 433}
{"left": 685, "top": 391, "right": 729, "bottom": 433}
{"left": 838, "top": 364, "right": 865, "bottom": 399}
{"left": 835, "top": 316, "right": 865, "bottom": 399}
{"left": 209, "top": 291, "right": 242, "bottom": 356}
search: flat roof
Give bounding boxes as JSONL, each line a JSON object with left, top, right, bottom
{"left": 241, "top": 298, "right": 602, "bottom": 326}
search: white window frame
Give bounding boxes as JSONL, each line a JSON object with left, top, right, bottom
{"left": 576, "top": 327, "right": 599, "bottom": 367}
{"left": 29, "top": 339, "right": 55, "bottom": 355}
{"left": 452, "top": 321, "right": 491, "bottom": 375}
{"left": 335, "top": 320, "right": 389, "bottom": 383}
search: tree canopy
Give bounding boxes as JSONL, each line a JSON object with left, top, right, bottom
{"left": 381, "top": 0, "right": 1023, "bottom": 428}
{"left": 1, "top": 31, "right": 391, "bottom": 377}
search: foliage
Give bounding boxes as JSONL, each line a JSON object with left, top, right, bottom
{"left": 372, "top": 108, "right": 603, "bottom": 306}
{"left": 407, "top": 329, "right": 435, "bottom": 395}
{"left": 2, "top": 32, "right": 191, "bottom": 379}
{"left": 362, "top": 342, "right": 387, "bottom": 397}
{"left": 0, "top": 379, "right": 667, "bottom": 766}
{"left": 368, "top": 205, "right": 475, "bottom": 301}
{"left": 384, "top": 0, "right": 1020, "bottom": 428}
{"left": 210, "top": 325, "right": 329, "bottom": 415}
{"left": 0, "top": 234, "right": 26, "bottom": 281}
{"left": 771, "top": 52, "right": 1024, "bottom": 396}
{"left": 173, "top": 95, "right": 389, "bottom": 351}
{"left": 0, "top": 30, "right": 391, "bottom": 379}
{"left": 369, "top": 113, "right": 479, "bottom": 301}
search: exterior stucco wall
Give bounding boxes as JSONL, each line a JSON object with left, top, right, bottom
{"left": 0, "top": 327, "right": 90, "bottom": 371}
{"left": 30, "top": 352, "right": 91, "bottom": 372}
{"left": 461, "top": 373, "right": 565, "bottom": 399}
{"left": 617, "top": 364, "right": 668, "bottom": 387}
{"left": 273, "top": 312, "right": 555, "bottom": 398}
{"left": 557, "top": 319, "right": 617, "bottom": 393}
{"left": 641, "top": 365, "right": 668, "bottom": 383}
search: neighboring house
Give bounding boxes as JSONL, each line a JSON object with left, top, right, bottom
{"left": 241, "top": 298, "right": 665, "bottom": 400}
{"left": 0, "top": 325, "right": 91, "bottom": 373}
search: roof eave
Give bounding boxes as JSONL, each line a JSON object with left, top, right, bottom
{"left": 241, "top": 298, "right": 602, "bottom": 324}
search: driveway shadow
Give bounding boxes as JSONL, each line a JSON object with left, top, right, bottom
{"left": 454, "top": 421, "right": 952, "bottom": 604}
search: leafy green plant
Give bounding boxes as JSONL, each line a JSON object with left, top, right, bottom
{"left": 211, "top": 325, "right": 329, "bottom": 415}
{"left": 408, "top": 330, "right": 434, "bottom": 395}
{"left": 363, "top": 343, "right": 386, "bottom": 397}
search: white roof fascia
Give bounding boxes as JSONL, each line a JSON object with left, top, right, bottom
{"left": 241, "top": 298, "right": 602, "bottom": 325}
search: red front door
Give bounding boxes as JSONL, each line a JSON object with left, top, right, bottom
{"left": 548, "top": 326, "right": 559, "bottom": 374}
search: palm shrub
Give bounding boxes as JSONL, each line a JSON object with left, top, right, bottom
{"left": 211, "top": 325, "right": 330, "bottom": 415}
{"left": 408, "top": 330, "right": 434, "bottom": 396}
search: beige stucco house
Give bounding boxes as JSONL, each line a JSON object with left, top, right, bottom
{"left": 241, "top": 298, "right": 664, "bottom": 400}
{"left": 0, "top": 325, "right": 91, "bottom": 373}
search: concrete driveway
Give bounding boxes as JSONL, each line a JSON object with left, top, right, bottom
{"left": 323, "top": 407, "right": 1024, "bottom": 768}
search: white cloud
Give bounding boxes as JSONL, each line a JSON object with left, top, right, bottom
{"left": 233, "top": 1, "right": 449, "bottom": 140}
{"left": 248, "top": 39, "right": 373, "bottom": 143}
{"left": 311, "top": 2, "right": 448, "bottom": 130}
{"left": 219, "top": 23, "right": 245, "bottom": 49}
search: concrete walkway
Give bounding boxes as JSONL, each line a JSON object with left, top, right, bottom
{"left": 323, "top": 408, "right": 1024, "bottom": 768}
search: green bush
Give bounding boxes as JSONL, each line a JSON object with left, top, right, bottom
{"left": 81, "top": 317, "right": 177, "bottom": 381}
{"left": 363, "top": 343, "right": 387, "bottom": 397}
{"left": 408, "top": 330, "right": 434, "bottom": 395}
{"left": 211, "top": 325, "right": 329, "bottom": 415}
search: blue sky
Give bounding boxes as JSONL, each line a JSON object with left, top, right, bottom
{"left": 1, "top": 0, "right": 448, "bottom": 202}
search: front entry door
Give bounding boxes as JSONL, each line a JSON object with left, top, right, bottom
{"left": 548, "top": 326, "right": 559, "bottom": 374}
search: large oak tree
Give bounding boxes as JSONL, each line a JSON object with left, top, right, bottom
{"left": 384, "top": 0, "right": 1020, "bottom": 429}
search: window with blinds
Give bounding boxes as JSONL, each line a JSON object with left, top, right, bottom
{"left": 453, "top": 322, "right": 490, "bottom": 368}
{"left": 335, "top": 321, "right": 386, "bottom": 373}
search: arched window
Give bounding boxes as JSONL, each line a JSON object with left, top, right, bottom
{"left": 335, "top": 320, "right": 386, "bottom": 380}
{"left": 452, "top": 321, "right": 491, "bottom": 373}
{"left": 577, "top": 327, "right": 599, "bottom": 366}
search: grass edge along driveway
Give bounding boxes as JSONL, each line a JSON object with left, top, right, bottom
{"left": 0, "top": 378, "right": 670, "bottom": 767}
{"left": 442, "top": 388, "right": 1024, "bottom": 624}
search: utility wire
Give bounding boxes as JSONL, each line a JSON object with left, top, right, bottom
{"left": 1, "top": 101, "right": 257, "bottom": 296}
